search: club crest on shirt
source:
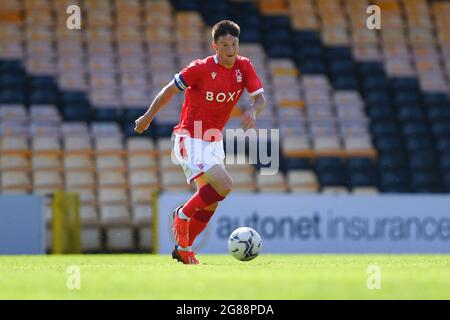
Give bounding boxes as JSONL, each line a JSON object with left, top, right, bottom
{"left": 235, "top": 69, "right": 242, "bottom": 83}
{"left": 195, "top": 162, "right": 205, "bottom": 170}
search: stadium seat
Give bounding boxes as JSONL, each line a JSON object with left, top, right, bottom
{"left": 286, "top": 170, "right": 319, "bottom": 193}
{"left": 431, "top": 121, "right": 450, "bottom": 138}
{"left": 160, "top": 171, "right": 191, "bottom": 192}
{"left": 321, "top": 186, "right": 349, "bottom": 194}
{"left": 256, "top": 172, "right": 287, "bottom": 192}
{"left": 81, "top": 226, "right": 102, "bottom": 252}
{"left": 379, "top": 170, "right": 410, "bottom": 193}
{"left": 401, "top": 121, "right": 429, "bottom": 138}
{"left": 405, "top": 137, "right": 434, "bottom": 153}
{"left": 410, "top": 170, "right": 442, "bottom": 193}
{"left": 439, "top": 152, "right": 450, "bottom": 172}
{"left": 137, "top": 226, "right": 152, "bottom": 251}
{"left": 228, "top": 165, "right": 256, "bottom": 192}
{"left": 408, "top": 152, "right": 437, "bottom": 170}
{"left": 105, "top": 226, "right": 134, "bottom": 251}
{"left": 132, "top": 204, "right": 153, "bottom": 226}
{"left": 351, "top": 187, "right": 379, "bottom": 195}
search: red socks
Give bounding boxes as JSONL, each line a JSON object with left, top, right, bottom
{"left": 188, "top": 209, "right": 215, "bottom": 246}
{"left": 181, "top": 184, "right": 225, "bottom": 217}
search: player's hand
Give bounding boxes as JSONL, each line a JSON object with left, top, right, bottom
{"left": 242, "top": 108, "right": 256, "bottom": 130}
{"left": 134, "top": 115, "right": 152, "bottom": 134}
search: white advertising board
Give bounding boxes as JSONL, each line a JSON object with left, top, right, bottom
{"left": 157, "top": 193, "right": 450, "bottom": 254}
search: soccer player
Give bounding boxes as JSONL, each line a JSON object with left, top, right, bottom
{"left": 134, "top": 20, "right": 266, "bottom": 264}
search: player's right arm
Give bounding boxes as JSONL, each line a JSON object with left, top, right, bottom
{"left": 134, "top": 81, "right": 180, "bottom": 134}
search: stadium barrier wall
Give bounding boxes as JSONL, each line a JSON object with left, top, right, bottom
{"left": 0, "top": 195, "right": 45, "bottom": 255}
{"left": 157, "top": 193, "right": 450, "bottom": 254}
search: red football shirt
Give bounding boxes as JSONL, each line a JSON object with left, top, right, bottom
{"left": 173, "top": 55, "right": 264, "bottom": 141}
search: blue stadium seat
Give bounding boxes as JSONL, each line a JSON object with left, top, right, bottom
{"left": 329, "top": 60, "right": 355, "bottom": 74}
{"left": 367, "top": 105, "right": 396, "bottom": 121}
{"left": 409, "top": 152, "right": 436, "bottom": 170}
{"left": 357, "top": 62, "right": 385, "bottom": 77}
{"left": 405, "top": 137, "right": 434, "bottom": 153}
{"left": 123, "top": 108, "right": 147, "bottom": 123}
{"left": 379, "top": 170, "right": 410, "bottom": 192}
{"left": 394, "top": 92, "right": 421, "bottom": 108}
{"left": 296, "top": 45, "right": 323, "bottom": 60}
{"left": 397, "top": 104, "right": 424, "bottom": 121}
{"left": 94, "top": 108, "right": 121, "bottom": 122}
{"left": 315, "top": 157, "right": 344, "bottom": 172}
{"left": 236, "top": 14, "right": 261, "bottom": 29}
{"left": 349, "top": 171, "right": 377, "bottom": 187}
{"left": 61, "top": 91, "right": 89, "bottom": 105}
{"left": 154, "top": 122, "right": 178, "bottom": 137}
{"left": 439, "top": 152, "right": 450, "bottom": 172}
{"left": 365, "top": 92, "right": 392, "bottom": 108}
{"left": 239, "top": 29, "right": 262, "bottom": 43}
{"left": 0, "top": 73, "right": 26, "bottom": 88}
{"left": 63, "top": 104, "right": 91, "bottom": 122}
{"left": 264, "top": 29, "right": 291, "bottom": 43}
{"left": 30, "top": 88, "right": 58, "bottom": 104}
{"left": 371, "top": 121, "right": 400, "bottom": 137}
{"left": 427, "top": 105, "right": 450, "bottom": 121}
{"left": 390, "top": 78, "right": 419, "bottom": 91}
{"left": 30, "top": 76, "right": 56, "bottom": 89}
{"left": 122, "top": 122, "right": 154, "bottom": 138}
{"left": 283, "top": 157, "right": 311, "bottom": 170}
{"left": 0, "top": 88, "right": 26, "bottom": 104}
{"left": 292, "top": 31, "right": 321, "bottom": 46}
{"left": 423, "top": 93, "right": 450, "bottom": 108}
{"left": 265, "top": 45, "right": 293, "bottom": 58}
{"left": 325, "top": 47, "right": 352, "bottom": 60}
{"left": 332, "top": 76, "right": 358, "bottom": 90}
{"left": 0, "top": 60, "right": 24, "bottom": 73}
{"left": 317, "top": 171, "right": 347, "bottom": 186}
{"left": 401, "top": 121, "right": 429, "bottom": 138}
{"left": 410, "top": 170, "right": 442, "bottom": 193}
{"left": 436, "top": 137, "right": 450, "bottom": 153}
{"left": 362, "top": 76, "right": 389, "bottom": 92}
{"left": 375, "top": 136, "right": 404, "bottom": 153}
{"left": 262, "top": 16, "right": 290, "bottom": 29}
{"left": 347, "top": 157, "right": 374, "bottom": 171}
{"left": 298, "top": 59, "right": 327, "bottom": 74}
{"left": 443, "top": 172, "right": 450, "bottom": 192}
{"left": 431, "top": 121, "right": 450, "bottom": 138}
{"left": 378, "top": 153, "right": 407, "bottom": 170}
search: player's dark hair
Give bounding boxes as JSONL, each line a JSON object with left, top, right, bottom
{"left": 212, "top": 20, "right": 240, "bottom": 42}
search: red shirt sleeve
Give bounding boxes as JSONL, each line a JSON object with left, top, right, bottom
{"left": 174, "top": 60, "right": 201, "bottom": 91}
{"left": 244, "top": 59, "right": 264, "bottom": 96}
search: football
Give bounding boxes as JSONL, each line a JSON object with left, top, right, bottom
{"left": 228, "top": 227, "right": 262, "bottom": 261}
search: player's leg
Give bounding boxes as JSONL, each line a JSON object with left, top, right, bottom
{"left": 179, "top": 164, "right": 232, "bottom": 218}
{"left": 173, "top": 164, "right": 231, "bottom": 249}
{"left": 188, "top": 176, "right": 219, "bottom": 247}
{"left": 172, "top": 136, "right": 231, "bottom": 262}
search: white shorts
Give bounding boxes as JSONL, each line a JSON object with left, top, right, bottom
{"left": 173, "top": 134, "right": 225, "bottom": 184}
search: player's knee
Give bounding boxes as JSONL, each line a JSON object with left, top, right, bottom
{"left": 221, "top": 176, "right": 233, "bottom": 196}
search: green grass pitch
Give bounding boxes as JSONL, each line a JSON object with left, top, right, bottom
{"left": 0, "top": 254, "right": 449, "bottom": 299}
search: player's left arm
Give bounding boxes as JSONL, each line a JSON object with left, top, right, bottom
{"left": 242, "top": 92, "right": 266, "bottom": 130}
{"left": 242, "top": 59, "right": 266, "bottom": 130}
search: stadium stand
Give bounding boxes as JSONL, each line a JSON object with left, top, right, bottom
{"left": 1, "top": 0, "right": 449, "bottom": 252}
